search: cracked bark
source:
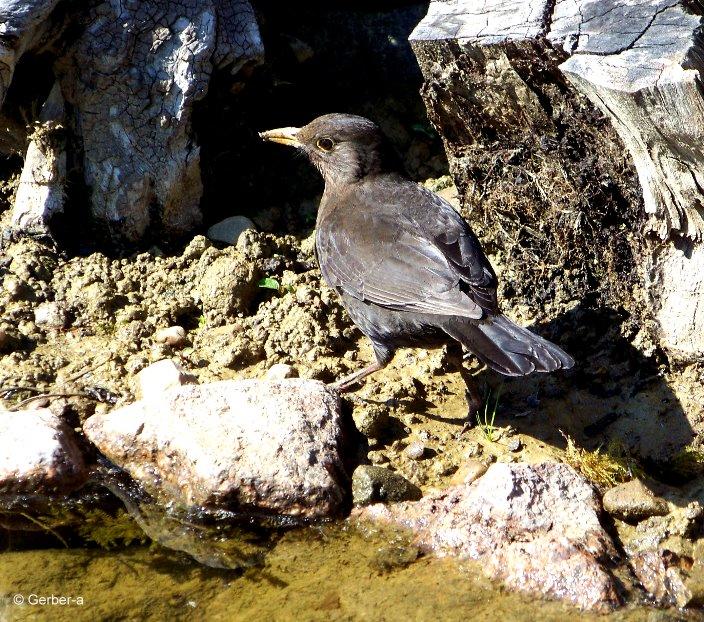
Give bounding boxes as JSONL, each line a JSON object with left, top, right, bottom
{"left": 411, "top": 0, "right": 704, "bottom": 361}
{"left": 1, "top": 0, "right": 263, "bottom": 242}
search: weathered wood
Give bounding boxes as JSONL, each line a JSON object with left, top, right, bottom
{"left": 410, "top": 0, "right": 704, "bottom": 362}
{"left": 11, "top": 82, "right": 65, "bottom": 236}
{"left": 554, "top": 0, "right": 704, "bottom": 241}
{"left": 1, "top": 0, "right": 264, "bottom": 242}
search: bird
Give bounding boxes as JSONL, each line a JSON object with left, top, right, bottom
{"left": 260, "top": 113, "right": 574, "bottom": 408}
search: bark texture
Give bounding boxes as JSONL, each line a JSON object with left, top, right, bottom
{"left": 1, "top": 0, "right": 263, "bottom": 242}
{"left": 411, "top": 0, "right": 704, "bottom": 361}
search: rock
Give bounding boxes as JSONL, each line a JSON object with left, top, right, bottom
{"left": 507, "top": 437, "right": 522, "bottom": 452}
{"left": 355, "top": 462, "right": 620, "bottom": 611}
{"left": 351, "top": 465, "right": 422, "bottom": 506}
{"left": 134, "top": 359, "right": 197, "bottom": 399}
{"left": 33, "top": 301, "right": 67, "bottom": 328}
{"left": 450, "top": 458, "right": 489, "bottom": 485}
{"left": 404, "top": 442, "right": 426, "bottom": 460}
{"left": 206, "top": 216, "right": 256, "bottom": 245}
{"left": 629, "top": 549, "right": 704, "bottom": 608}
{"left": 264, "top": 363, "right": 298, "bottom": 380}
{"left": 602, "top": 480, "right": 669, "bottom": 523}
{"left": 154, "top": 326, "right": 187, "bottom": 348}
{"left": 352, "top": 404, "right": 390, "bottom": 440}
{"left": 83, "top": 379, "right": 347, "bottom": 518}
{"left": 0, "top": 408, "right": 87, "bottom": 495}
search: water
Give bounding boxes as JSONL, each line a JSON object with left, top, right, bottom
{"left": 0, "top": 521, "right": 691, "bottom": 622}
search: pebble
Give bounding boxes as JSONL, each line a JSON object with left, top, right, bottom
{"left": 405, "top": 442, "right": 426, "bottom": 460}
{"left": 450, "top": 458, "right": 490, "bottom": 485}
{"left": 135, "top": 359, "right": 197, "bottom": 399}
{"left": 602, "top": 479, "right": 669, "bottom": 522}
{"left": 507, "top": 438, "right": 522, "bottom": 452}
{"left": 351, "top": 465, "right": 422, "bottom": 506}
{"left": 265, "top": 363, "right": 298, "bottom": 380}
{"left": 154, "top": 326, "right": 187, "bottom": 348}
{"left": 206, "top": 216, "right": 256, "bottom": 245}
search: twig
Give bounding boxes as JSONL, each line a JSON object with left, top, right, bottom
{"left": 18, "top": 513, "right": 69, "bottom": 548}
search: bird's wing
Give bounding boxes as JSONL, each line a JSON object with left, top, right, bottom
{"left": 316, "top": 178, "right": 497, "bottom": 319}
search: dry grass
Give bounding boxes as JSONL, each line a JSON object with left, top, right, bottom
{"left": 562, "top": 433, "right": 643, "bottom": 488}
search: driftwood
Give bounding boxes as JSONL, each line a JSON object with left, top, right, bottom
{"left": 410, "top": 0, "right": 704, "bottom": 361}
{"left": 1, "top": 0, "right": 263, "bottom": 242}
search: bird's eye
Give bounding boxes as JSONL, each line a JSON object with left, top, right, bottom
{"left": 316, "top": 137, "right": 335, "bottom": 152}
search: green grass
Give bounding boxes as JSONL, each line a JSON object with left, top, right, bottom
{"left": 476, "top": 386, "right": 502, "bottom": 442}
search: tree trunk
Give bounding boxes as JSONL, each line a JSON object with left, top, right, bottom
{"left": 410, "top": 0, "right": 704, "bottom": 362}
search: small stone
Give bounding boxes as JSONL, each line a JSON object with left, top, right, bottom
{"left": 135, "top": 359, "right": 197, "bottom": 399}
{"left": 352, "top": 465, "right": 422, "bottom": 506}
{"left": 206, "top": 216, "right": 256, "bottom": 245}
{"left": 450, "top": 458, "right": 489, "bottom": 485}
{"left": 464, "top": 443, "right": 482, "bottom": 458}
{"left": 602, "top": 480, "right": 669, "bottom": 523}
{"left": 0, "top": 408, "right": 87, "bottom": 494}
{"left": 34, "top": 301, "right": 67, "bottom": 328}
{"left": 507, "top": 437, "right": 522, "bottom": 452}
{"left": 352, "top": 404, "right": 390, "bottom": 439}
{"left": 368, "top": 450, "right": 389, "bottom": 465}
{"left": 405, "top": 442, "right": 426, "bottom": 460}
{"left": 154, "top": 326, "right": 187, "bottom": 348}
{"left": 265, "top": 363, "right": 298, "bottom": 380}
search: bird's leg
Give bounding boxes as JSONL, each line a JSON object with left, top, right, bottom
{"left": 446, "top": 344, "right": 482, "bottom": 432}
{"left": 330, "top": 361, "right": 384, "bottom": 393}
{"left": 330, "top": 343, "right": 393, "bottom": 393}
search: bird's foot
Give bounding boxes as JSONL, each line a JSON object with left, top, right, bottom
{"left": 329, "top": 362, "right": 383, "bottom": 394}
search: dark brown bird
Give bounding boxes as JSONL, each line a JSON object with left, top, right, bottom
{"left": 260, "top": 114, "right": 573, "bottom": 402}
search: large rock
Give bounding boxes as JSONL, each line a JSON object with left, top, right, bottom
{"left": 83, "top": 379, "right": 348, "bottom": 519}
{"left": 0, "top": 408, "right": 87, "bottom": 495}
{"left": 410, "top": 0, "right": 704, "bottom": 362}
{"left": 355, "top": 462, "right": 620, "bottom": 611}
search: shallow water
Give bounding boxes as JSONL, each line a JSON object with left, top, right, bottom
{"left": 0, "top": 522, "right": 693, "bottom": 622}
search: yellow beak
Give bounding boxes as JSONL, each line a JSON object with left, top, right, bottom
{"left": 259, "top": 126, "right": 302, "bottom": 147}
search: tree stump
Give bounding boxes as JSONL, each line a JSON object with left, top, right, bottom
{"left": 410, "top": 0, "right": 704, "bottom": 361}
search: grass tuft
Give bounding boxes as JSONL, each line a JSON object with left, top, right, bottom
{"left": 562, "top": 433, "right": 643, "bottom": 488}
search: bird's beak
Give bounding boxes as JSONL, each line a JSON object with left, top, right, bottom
{"left": 259, "top": 127, "right": 302, "bottom": 147}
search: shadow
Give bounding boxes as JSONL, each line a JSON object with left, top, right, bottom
{"left": 472, "top": 303, "right": 693, "bottom": 468}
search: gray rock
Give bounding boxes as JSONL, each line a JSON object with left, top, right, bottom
{"left": 0, "top": 408, "right": 87, "bottom": 495}
{"left": 83, "top": 379, "right": 347, "bottom": 518}
{"left": 404, "top": 442, "right": 426, "bottom": 460}
{"left": 355, "top": 462, "right": 620, "bottom": 611}
{"left": 602, "top": 480, "right": 669, "bottom": 523}
{"left": 206, "top": 216, "right": 256, "bottom": 245}
{"left": 33, "top": 301, "right": 67, "bottom": 328}
{"left": 352, "top": 465, "right": 422, "bottom": 506}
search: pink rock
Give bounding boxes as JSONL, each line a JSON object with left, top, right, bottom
{"left": 355, "top": 462, "right": 620, "bottom": 611}
{"left": 84, "top": 379, "right": 346, "bottom": 519}
{"left": 0, "top": 408, "right": 87, "bottom": 494}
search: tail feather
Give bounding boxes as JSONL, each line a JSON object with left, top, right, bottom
{"left": 443, "top": 314, "right": 575, "bottom": 377}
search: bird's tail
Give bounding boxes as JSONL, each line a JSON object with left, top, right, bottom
{"left": 442, "top": 314, "right": 575, "bottom": 377}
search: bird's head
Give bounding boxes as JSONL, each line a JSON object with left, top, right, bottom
{"left": 260, "top": 113, "right": 394, "bottom": 186}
